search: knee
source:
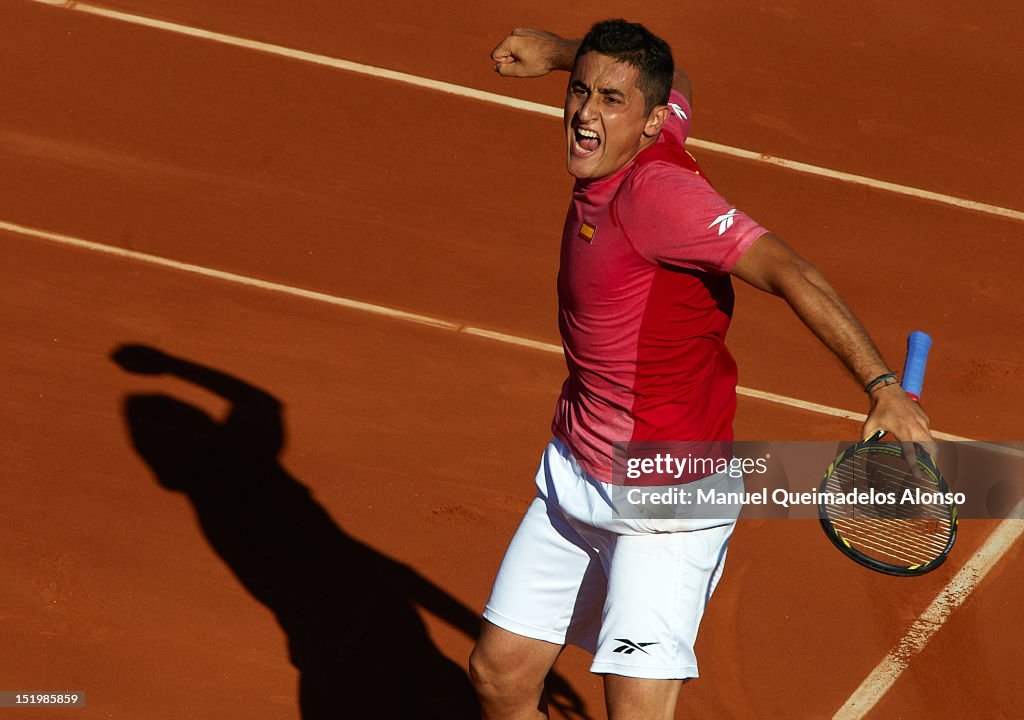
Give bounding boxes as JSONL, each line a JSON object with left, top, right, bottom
{"left": 469, "top": 645, "right": 510, "bottom": 700}
{"left": 469, "top": 644, "right": 542, "bottom": 708}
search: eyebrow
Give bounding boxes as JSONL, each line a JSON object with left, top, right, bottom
{"left": 571, "top": 80, "right": 628, "bottom": 100}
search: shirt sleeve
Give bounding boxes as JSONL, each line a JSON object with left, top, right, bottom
{"left": 617, "top": 162, "right": 768, "bottom": 274}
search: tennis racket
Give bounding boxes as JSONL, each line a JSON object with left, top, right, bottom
{"left": 818, "top": 332, "right": 957, "bottom": 576}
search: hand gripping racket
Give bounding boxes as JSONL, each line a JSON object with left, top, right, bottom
{"left": 818, "top": 332, "right": 958, "bottom": 576}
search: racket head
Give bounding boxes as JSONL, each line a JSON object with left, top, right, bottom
{"left": 818, "top": 433, "right": 958, "bottom": 576}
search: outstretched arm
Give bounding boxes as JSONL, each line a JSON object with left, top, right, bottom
{"left": 491, "top": 27, "right": 693, "bottom": 104}
{"left": 731, "top": 233, "right": 935, "bottom": 453}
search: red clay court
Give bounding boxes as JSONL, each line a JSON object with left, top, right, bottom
{"left": 2, "top": 1, "right": 1022, "bottom": 718}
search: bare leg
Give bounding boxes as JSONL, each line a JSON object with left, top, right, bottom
{"left": 470, "top": 620, "right": 563, "bottom": 719}
{"left": 604, "top": 675, "right": 687, "bottom": 720}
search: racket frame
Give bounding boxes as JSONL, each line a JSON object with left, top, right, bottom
{"left": 818, "top": 434, "right": 958, "bottom": 576}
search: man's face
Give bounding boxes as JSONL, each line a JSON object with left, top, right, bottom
{"left": 564, "top": 52, "right": 659, "bottom": 180}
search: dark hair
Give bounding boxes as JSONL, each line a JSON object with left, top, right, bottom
{"left": 576, "top": 19, "right": 674, "bottom": 113}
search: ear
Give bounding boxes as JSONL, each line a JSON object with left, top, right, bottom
{"left": 642, "top": 104, "right": 670, "bottom": 138}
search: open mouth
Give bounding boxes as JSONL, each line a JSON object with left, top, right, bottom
{"left": 573, "top": 126, "right": 600, "bottom": 154}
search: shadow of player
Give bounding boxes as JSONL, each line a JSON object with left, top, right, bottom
{"left": 112, "top": 344, "right": 590, "bottom": 720}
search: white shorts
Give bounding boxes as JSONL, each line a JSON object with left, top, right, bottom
{"left": 483, "top": 439, "right": 735, "bottom": 680}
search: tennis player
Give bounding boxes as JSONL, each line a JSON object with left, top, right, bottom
{"left": 470, "top": 20, "right": 935, "bottom": 719}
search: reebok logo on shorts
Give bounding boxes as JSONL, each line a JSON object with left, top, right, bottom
{"left": 612, "top": 639, "right": 659, "bottom": 655}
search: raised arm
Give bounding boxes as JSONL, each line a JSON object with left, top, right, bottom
{"left": 730, "top": 233, "right": 935, "bottom": 452}
{"left": 491, "top": 27, "right": 693, "bottom": 104}
{"left": 491, "top": 28, "right": 578, "bottom": 77}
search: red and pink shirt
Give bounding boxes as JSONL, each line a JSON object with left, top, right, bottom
{"left": 551, "top": 91, "right": 768, "bottom": 483}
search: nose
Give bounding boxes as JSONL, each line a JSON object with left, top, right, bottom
{"left": 578, "top": 94, "right": 597, "bottom": 123}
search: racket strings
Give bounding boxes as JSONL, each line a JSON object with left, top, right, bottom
{"left": 831, "top": 518, "right": 953, "bottom": 564}
{"left": 822, "top": 448, "right": 955, "bottom": 568}
{"left": 826, "top": 453, "right": 944, "bottom": 513}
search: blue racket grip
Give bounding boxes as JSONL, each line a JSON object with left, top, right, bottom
{"left": 902, "top": 331, "right": 932, "bottom": 401}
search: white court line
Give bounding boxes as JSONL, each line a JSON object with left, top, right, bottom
{"left": 1, "top": 217, "right": 985, "bottom": 439}
{"left": 832, "top": 503, "right": 1024, "bottom": 720}
{"left": 26, "top": 0, "right": 1024, "bottom": 225}
{"left": 12, "top": 215, "right": 1024, "bottom": 460}
{"left": 0, "top": 220, "right": 460, "bottom": 331}
{"left": 15, "top": 2, "right": 1024, "bottom": 713}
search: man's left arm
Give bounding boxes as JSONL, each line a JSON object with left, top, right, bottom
{"left": 730, "top": 232, "right": 935, "bottom": 452}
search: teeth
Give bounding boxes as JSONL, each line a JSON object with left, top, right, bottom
{"left": 576, "top": 128, "right": 598, "bottom": 139}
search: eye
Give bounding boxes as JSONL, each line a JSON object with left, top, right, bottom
{"left": 572, "top": 85, "right": 588, "bottom": 97}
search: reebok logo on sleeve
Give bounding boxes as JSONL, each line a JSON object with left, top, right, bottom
{"left": 709, "top": 208, "right": 738, "bottom": 236}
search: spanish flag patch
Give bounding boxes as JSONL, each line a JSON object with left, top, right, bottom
{"left": 578, "top": 222, "right": 596, "bottom": 243}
